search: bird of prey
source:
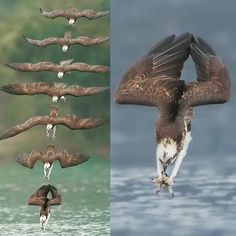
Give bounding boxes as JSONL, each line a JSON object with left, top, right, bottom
{"left": 23, "top": 31, "right": 109, "bottom": 52}
{"left": 5, "top": 59, "right": 110, "bottom": 78}
{"left": 115, "top": 33, "right": 231, "bottom": 197}
{"left": 16, "top": 144, "right": 90, "bottom": 180}
{"left": 40, "top": 7, "right": 109, "bottom": 26}
{"left": 28, "top": 185, "right": 61, "bottom": 230}
{"left": 0, "top": 106, "right": 108, "bottom": 140}
{"left": 1, "top": 82, "right": 109, "bottom": 103}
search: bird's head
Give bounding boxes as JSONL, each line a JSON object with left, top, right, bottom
{"left": 57, "top": 72, "right": 64, "bottom": 79}
{"left": 40, "top": 210, "right": 50, "bottom": 230}
{"left": 68, "top": 18, "right": 75, "bottom": 26}
{"left": 46, "top": 124, "right": 53, "bottom": 131}
{"left": 52, "top": 96, "right": 59, "bottom": 103}
{"left": 62, "top": 45, "right": 69, "bottom": 52}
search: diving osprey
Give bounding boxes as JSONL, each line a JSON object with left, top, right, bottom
{"left": 1, "top": 82, "right": 109, "bottom": 103}
{"left": 115, "top": 33, "right": 231, "bottom": 197}
{"left": 28, "top": 185, "right": 61, "bottom": 230}
{"left": 40, "top": 7, "right": 109, "bottom": 26}
{"left": 23, "top": 31, "right": 109, "bottom": 52}
{"left": 16, "top": 144, "right": 90, "bottom": 180}
{"left": 0, "top": 106, "right": 108, "bottom": 140}
{"left": 5, "top": 59, "right": 110, "bottom": 78}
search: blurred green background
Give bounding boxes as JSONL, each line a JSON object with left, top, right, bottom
{"left": 0, "top": 0, "right": 110, "bottom": 160}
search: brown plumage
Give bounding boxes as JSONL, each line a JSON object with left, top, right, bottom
{"left": 40, "top": 7, "right": 109, "bottom": 25}
{"left": 5, "top": 59, "right": 110, "bottom": 78}
{"left": 28, "top": 185, "right": 61, "bottom": 229}
{"left": 0, "top": 106, "right": 108, "bottom": 140}
{"left": 1, "top": 82, "right": 108, "bottom": 103}
{"left": 115, "top": 33, "right": 231, "bottom": 196}
{"left": 23, "top": 32, "right": 109, "bottom": 52}
{"left": 16, "top": 144, "right": 90, "bottom": 169}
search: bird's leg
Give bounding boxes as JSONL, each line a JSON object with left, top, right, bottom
{"left": 46, "top": 129, "right": 50, "bottom": 138}
{"left": 52, "top": 126, "right": 56, "bottom": 140}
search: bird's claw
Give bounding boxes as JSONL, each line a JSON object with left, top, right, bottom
{"left": 152, "top": 176, "right": 175, "bottom": 198}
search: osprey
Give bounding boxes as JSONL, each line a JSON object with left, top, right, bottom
{"left": 40, "top": 7, "right": 109, "bottom": 26}
{"left": 1, "top": 82, "right": 109, "bottom": 103}
{"left": 16, "top": 144, "right": 90, "bottom": 180}
{"left": 28, "top": 185, "right": 61, "bottom": 230}
{"left": 23, "top": 31, "right": 109, "bottom": 52}
{"left": 115, "top": 33, "right": 231, "bottom": 197}
{"left": 5, "top": 59, "right": 110, "bottom": 78}
{"left": 0, "top": 106, "right": 108, "bottom": 140}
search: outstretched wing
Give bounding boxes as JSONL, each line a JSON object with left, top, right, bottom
{"left": 71, "top": 36, "right": 109, "bottom": 46}
{"left": 180, "top": 37, "right": 231, "bottom": 109}
{"left": 1, "top": 82, "right": 51, "bottom": 96}
{"left": 56, "top": 115, "right": 108, "bottom": 130}
{"left": 66, "top": 62, "right": 110, "bottom": 73}
{"left": 5, "top": 62, "right": 57, "bottom": 72}
{"left": 0, "top": 116, "right": 49, "bottom": 140}
{"left": 56, "top": 150, "right": 90, "bottom": 168}
{"left": 62, "top": 85, "right": 108, "bottom": 97}
{"left": 76, "top": 9, "right": 109, "bottom": 19}
{"left": 16, "top": 150, "right": 42, "bottom": 169}
{"left": 28, "top": 185, "right": 51, "bottom": 206}
{"left": 23, "top": 35, "right": 60, "bottom": 47}
{"left": 115, "top": 33, "right": 192, "bottom": 109}
{"left": 40, "top": 8, "right": 67, "bottom": 19}
{"left": 48, "top": 186, "right": 62, "bottom": 206}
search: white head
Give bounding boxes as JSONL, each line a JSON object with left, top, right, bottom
{"left": 40, "top": 213, "right": 50, "bottom": 230}
{"left": 69, "top": 18, "right": 75, "bottom": 25}
{"left": 62, "top": 45, "right": 69, "bottom": 52}
{"left": 46, "top": 124, "right": 53, "bottom": 131}
{"left": 52, "top": 96, "right": 59, "bottom": 103}
{"left": 57, "top": 72, "right": 64, "bottom": 79}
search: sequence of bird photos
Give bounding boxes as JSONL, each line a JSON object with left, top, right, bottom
{"left": 0, "top": 5, "right": 109, "bottom": 231}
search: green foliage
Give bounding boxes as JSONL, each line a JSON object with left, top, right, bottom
{"left": 0, "top": 0, "right": 110, "bottom": 160}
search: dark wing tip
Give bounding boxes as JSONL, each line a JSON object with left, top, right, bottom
{"left": 191, "top": 36, "right": 216, "bottom": 56}
{"left": 39, "top": 8, "right": 43, "bottom": 14}
{"left": 1, "top": 84, "right": 19, "bottom": 95}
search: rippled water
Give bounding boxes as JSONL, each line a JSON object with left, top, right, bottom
{"left": 0, "top": 159, "right": 109, "bottom": 236}
{"left": 111, "top": 156, "right": 236, "bottom": 236}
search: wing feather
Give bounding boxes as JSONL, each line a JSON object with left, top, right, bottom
{"left": 23, "top": 35, "right": 60, "bottom": 47}
{"left": 180, "top": 37, "right": 231, "bottom": 109}
{"left": 71, "top": 36, "right": 109, "bottom": 46}
{"left": 16, "top": 150, "right": 42, "bottom": 169}
{"left": 48, "top": 186, "right": 62, "bottom": 206}
{"left": 40, "top": 8, "right": 66, "bottom": 18}
{"left": 66, "top": 63, "right": 110, "bottom": 73}
{"left": 28, "top": 185, "right": 51, "bottom": 206}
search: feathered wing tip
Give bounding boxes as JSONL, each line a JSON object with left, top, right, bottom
{"left": 4, "top": 63, "right": 17, "bottom": 70}
{"left": 1, "top": 84, "right": 23, "bottom": 95}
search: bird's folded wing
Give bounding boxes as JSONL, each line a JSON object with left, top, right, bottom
{"left": 115, "top": 33, "right": 192, "bottom": 107}
{"left": 16, "top": 151, "right": 41, "bottom": 169}
{"left": 5, "top": 62, "right": 56, "bottom": 72}
{"left": 180, "top": 37, "right": 231, "bottom": 109}
{"left": 0, "top": 116, "right": 49, "bottom": 140}
{"left": 67, "top": 63, "right": 110, "bottom": 73}
{"left": 57, "top": 152, "right": 90, "bottom": 168}
{"left": 48, "top": 186, "right": 62, "bottom": 206}
{"left": 1, "top": 82, "right": 51, "bottom": 95}
{"left": 57, "top": 116, "right": 108, "bottom": 130}
{"left": 28, "top": 185, "right": 51, "bottom": 205}
{"left": 63, "top": 85, "right": 108, "bottom": 96}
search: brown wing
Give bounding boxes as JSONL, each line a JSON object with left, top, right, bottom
{"left": 28, "top": 185, "right": 51, "bottom": 206}
{"left": 56, "top": 150, "right": 90, "bottom": 168}
{"left": 71, "top": 36, "right": 109, "bottom": 46}
{"left": 76, "top": 9, "right": 109, "bottom": 19}
{"left": 23, "top": 35, "right": 61, "bottom": 47}
{"left": 48, "top": 186, "right": 62, "bottom": 206}
{"left": 115, "top": 33, "right": 192, "bottom": 109}
{"left": 1, "top": 82, "right": 51, "bottom": 96}
{"left": 0, "top": 116, "right": 50, "bottom": 140}
{"left": 62, "top": 85, "right": 108, "bottom": 97}
{"left": 5, "top": 62, "right": 57, "bottom": 72}
{"left": 16, "top": 150, "right": 42, "bottom": 169}
{"left": 66, "top": 63, "right": 110, "bottom": 73}
{"left": 180, "top": 37, "right": 231, "bottom": 109}
{"left": 55, "top": 115, "right": 108, "bottom": 130}
{"left": 40, "top": 8, "right": 67, "bottom": 19}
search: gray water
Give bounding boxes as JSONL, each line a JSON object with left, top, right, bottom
{"left": 111, "top": 0, "right": 236, "bottom": 235}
